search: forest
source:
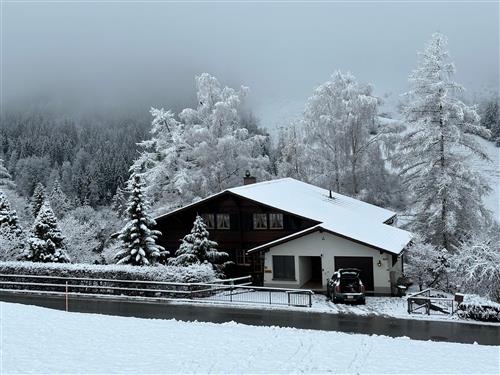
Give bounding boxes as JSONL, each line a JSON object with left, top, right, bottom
{"left": 0, "top": 33, "right": 499, "bottom": 301}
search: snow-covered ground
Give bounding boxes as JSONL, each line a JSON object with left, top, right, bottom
{"left": 473, "top": 136, "right": 500, "bottom": 221}
{"left": 1, "top": 302, "right": 498, "bottom": 374}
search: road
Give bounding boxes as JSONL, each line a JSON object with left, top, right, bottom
{"left": 1, "top": 292, "right": 498, "bottom": 346}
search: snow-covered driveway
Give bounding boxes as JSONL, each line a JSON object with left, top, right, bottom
{"left": 1, "top": 302, "right": 498, "bottom": 374}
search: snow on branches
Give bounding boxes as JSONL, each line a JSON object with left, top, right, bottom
{"left": 168, "top": 214, "right": 228, "bottom": 267}
{"left": 24, "top": 202, "right": 70, "bottom": 263}
{"left": 114, "top": 173, "right": 165, "bottom": 266}
{"left": 395, "top": 33, "right": 492, "bottom": 250}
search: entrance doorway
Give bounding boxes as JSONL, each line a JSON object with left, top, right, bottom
{"left": 299, "top": 256, "right": 323, "bottom": 290}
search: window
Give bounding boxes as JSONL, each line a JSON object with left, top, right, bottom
{"left": 253, "top": 213, "right": 267, "bottom": 229}
{"left": 269, "top": 213, "right": 284, "bottom": 229}
{"left": 201, "top": 214, "right": 215, "bottom": 229}
{"left": 272, "top": 256, "right": 295, "bottom": 281}
{"left": 216, "top": 213, "right": 230, "bottom": 230}
{"left": 236, "top": 249, "right": 250, "bottom": 265}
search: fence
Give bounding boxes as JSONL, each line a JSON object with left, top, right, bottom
{"left": 407, "top": 288, "right": 455, "bottom": 316}
{"left": 0, "top": 273, "right": 313, "bottom": 308}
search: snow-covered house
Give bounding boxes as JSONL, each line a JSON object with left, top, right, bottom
{"left": 155, "top": 177, "right": 412, "bottom": 294}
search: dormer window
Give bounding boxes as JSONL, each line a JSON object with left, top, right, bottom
{"left": 253, "top": 213, "right": 268, "bottom": 229}
{"left": 269, "top": 213, "right": 284, "bottom": 229}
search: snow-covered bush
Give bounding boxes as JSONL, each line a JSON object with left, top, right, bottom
{"left": 457, "top": 294, "right": 500, "bottom": 322}
{"left": 58, "top": 216, "right": 101, "bottom": 264}
{"left": 404, "top": 237, "right": 449, "bottom": 291}
{"left": 450, "top": 233, "right": 500, "bottom": 302}
{"left": 0, "top": 261, "right": 216, "bottom": 284}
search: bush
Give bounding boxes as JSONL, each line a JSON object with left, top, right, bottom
{"left": 0, "top": 261, "right": 216, "bottom": 284}
{"left": 457, "top": 295, "right": 500, "bottom": 323}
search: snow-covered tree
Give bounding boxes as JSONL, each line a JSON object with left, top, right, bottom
{"left": 31, "top": 183, "right": 46, "bottom": 218}
{"left": 59, "top": 215, "right": 101, "bottom": 264}
{"left": 275, "top": 124, "right": 311, "bottom": 181}
{"left": 111, "top": 185, "right": 128, "bottom": 218}
{"left": 49, "top": 179, "right": 71, "bottom": 218}
{"left": 480, "top": 98, "right": 500, "bottom": 144}
{"left": 451, "top": 231, "right": 500, "bottom": 302}
{"left": 133, "top": 74, "right": 270, "bottom": 211}
{"left": 115, "top": 173, "right": 165, "bottom": 265}
{"left": 302, "top": 71, "right": 394, "bottom": 197}
{"left": 0, "top": 191, "right": 22, "bottom": 237}
{"left": 25, "top": 202, "right": 70, "bottom": 263}
{"left": 168, "top": 215, "right": 227, "bottom": 266}
{"left": 0, "top": 158, "right": 16, "bottom": 190}
{"left": 404, "top": 236, "right": 449, "bottom": 291}
{"left": 395, "top": 33, "right": 492, "bottom": 250}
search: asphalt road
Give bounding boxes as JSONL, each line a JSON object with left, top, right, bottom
{"left": 1, "top": 292, "right": 498, "bottom": 346}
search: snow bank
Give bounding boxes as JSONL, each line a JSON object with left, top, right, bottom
{"left": 0, "top": 261, "right": 216, "bottom": 284}
{"left": 1, "top": 302, "right": 498, "bottom": 374}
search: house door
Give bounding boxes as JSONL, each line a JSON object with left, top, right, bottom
{"left": 334, "top": 256, "right": 374, "bottom": 291}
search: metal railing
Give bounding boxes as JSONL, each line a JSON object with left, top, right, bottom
{"left": 0, "top": 273, "right": 313, "bottom": 308}
{"left": 407, "top": 288, "right": 455, "bottom": 316}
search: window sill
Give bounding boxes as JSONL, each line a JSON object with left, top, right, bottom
{"left": 272, "top": 279, "right": 296, "bottom": 282}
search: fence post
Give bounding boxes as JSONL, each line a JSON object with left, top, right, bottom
{"left": 427, "top": 299, "right": 431, "bottom": 315}
{"left": 269, "top": 290, "right": 272, "bottom": 305}
{"left": 230, "top": 284, "right": 233, "bottom": 303}
{"left": 308, "top": 292, "right": 312, "bottom": 308}
{"left": 65, "top": 281, "right": 68, "bottom": 312}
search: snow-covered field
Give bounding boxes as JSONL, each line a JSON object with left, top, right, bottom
{"left": 1, "top": 302, "right": 498, "bottom": 374}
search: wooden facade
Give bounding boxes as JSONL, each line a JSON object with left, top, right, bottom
{"left": 154, "top": 192, "right": 318, "bottom": 283}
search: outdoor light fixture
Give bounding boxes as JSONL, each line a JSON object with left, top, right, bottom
{"left": 377, "top": 260, "right": 382, "bottom": 267}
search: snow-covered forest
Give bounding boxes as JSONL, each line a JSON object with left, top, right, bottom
{"left": 0, "top": 33, "right": 499, "bottom": 301}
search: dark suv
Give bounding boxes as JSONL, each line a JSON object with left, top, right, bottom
{"left": 327, "top": 268, "right": 366, "bottom": 304}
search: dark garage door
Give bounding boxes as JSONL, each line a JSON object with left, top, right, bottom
{"left": 334, "top": 256, "right": 374, "bottom": 291}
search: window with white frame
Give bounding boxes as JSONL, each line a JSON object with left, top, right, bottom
{"left": 253, "top": 213, "right": 268, "bottom": 229}
{"left": 216, "top": 213, "right": 230, "bottom": 230}
{"left": 272, "top": 256, "right": 295, "bottom": 281}
{"left": 269, "top": 213, "right": 284, "bottom": 229}
{"left": 201, "top": 213, "right": 215, "bottom": 229}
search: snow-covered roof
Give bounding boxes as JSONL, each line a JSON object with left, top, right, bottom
{"left": 156, "top": 178, "right": 412, "bottom": 254}
{"left": 231, "top": 178, "right": 412, "bottom": 255}
{"left": 228, "top": 178, "right": 395, "bottom": 224}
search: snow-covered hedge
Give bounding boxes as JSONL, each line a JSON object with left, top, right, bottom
{"left": 0, "top": 261, "right": 217, "bottom": 284}
{"left": 457, "top": 295, "right": 500, "bottom": 323}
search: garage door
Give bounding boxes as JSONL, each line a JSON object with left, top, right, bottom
{"left": 334, "top": 256, "right": 374, "bottom": 291}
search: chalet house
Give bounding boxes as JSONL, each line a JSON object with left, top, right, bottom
{"left": 154, "top": 177, "right": 413, "bottom": 295}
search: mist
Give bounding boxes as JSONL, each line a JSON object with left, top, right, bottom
{"left": 2, "top": 1, "right": 498, "bottom": 126}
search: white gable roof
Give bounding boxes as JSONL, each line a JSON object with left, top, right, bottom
{"left": 228, "top": 178, "right": 412, "bottom": 255}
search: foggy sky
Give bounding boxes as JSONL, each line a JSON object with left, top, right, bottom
{"left": 2, "top": 1, "right": 498, "bottom": 127}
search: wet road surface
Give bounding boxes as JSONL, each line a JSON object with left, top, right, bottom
{"left": 1, "top": 292, "right": 498, "bottom": 346}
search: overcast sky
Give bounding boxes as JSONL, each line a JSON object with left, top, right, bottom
{"left": 2, "top": 1, "right": 498, "bottom": 126}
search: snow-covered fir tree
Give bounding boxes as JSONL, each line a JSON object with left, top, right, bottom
{"left": 111, "top": 185, "right": 128, "bottom": 218}
{"left": 115, "top": 172, "right": 165, "bottom": 265}
{"left": 49, "top": 179, "right": 71, "bottom": 218}
{"left": 480, "top": 98, "right": 500, "bottom": 144}
{"left": 168, "top": 214, "right": 227, "bottom": 266}
{"left": 25, "top": 202, "right": 70, "bottom": 263}
{"left": 0, "top": 158, "right": 16, "bottom": 190}
{"left": 0, "top": 192, "right": 22, "bottom": 237}
{"left": 31, "top": 183, "right": 47, "bottom": 218}
{"left": 395, "top": 33, "right": 492, "bottom": 250}
{"left": 133, "top": 74, "right": 270, "bottom": 211}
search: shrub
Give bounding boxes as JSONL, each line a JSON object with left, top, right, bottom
{"left": 457, "top": 295, "right": 500, "bottom": 323}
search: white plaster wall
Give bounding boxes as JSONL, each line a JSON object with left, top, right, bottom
{"left": 262, "top": 231, "right": 402, "bottom": 294}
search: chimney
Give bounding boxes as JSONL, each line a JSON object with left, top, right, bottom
{"left": 243, "top": 170, "right": 256, "bottom": 185}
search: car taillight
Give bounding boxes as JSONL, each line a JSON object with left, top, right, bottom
{"left": 335, "top": 285, "right": 340, "bottom": 293}
{"left": 360, "top": 283, "right": 365, "bottom": 293}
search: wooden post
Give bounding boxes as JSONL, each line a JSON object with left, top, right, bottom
{"left": 65, "top": 281, "right": 69, "bottom": 312}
